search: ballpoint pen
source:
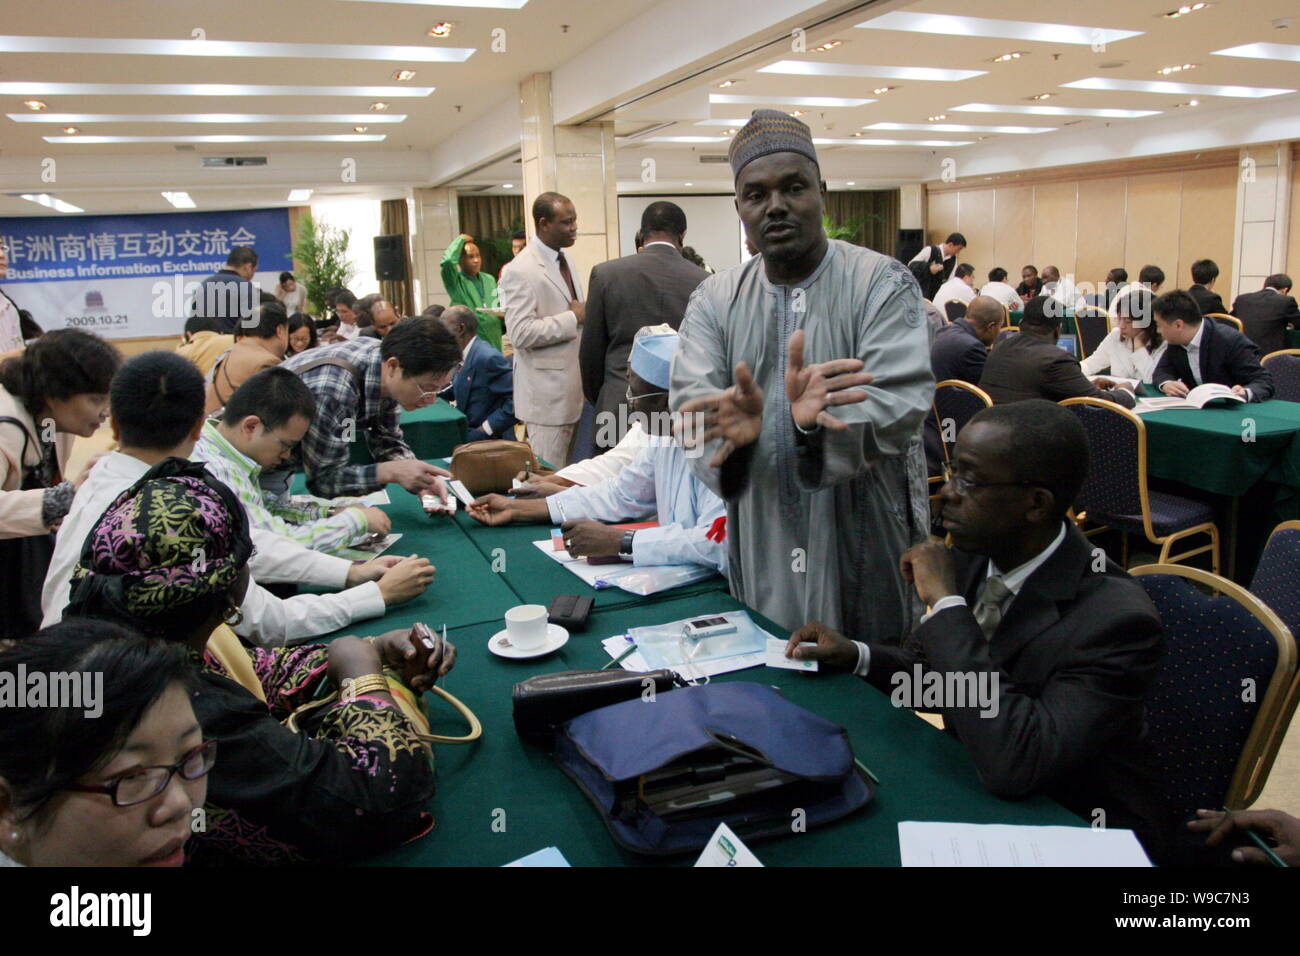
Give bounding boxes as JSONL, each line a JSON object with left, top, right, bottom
{"left": 602, "top": 640, "right": 638, "bottom": 670}
{"left": 1224, "top": 807, "right": 1289, "bottom": 867}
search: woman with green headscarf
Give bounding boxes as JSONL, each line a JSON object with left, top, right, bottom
{"left": 65, "top": 458, "right": 455, "bottom": 865}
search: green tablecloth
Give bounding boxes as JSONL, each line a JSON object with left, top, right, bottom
{"left": 1140, "top": 400, "right": 1300, "bottom": 497}
{"left": 349, "top": 400, "right": 468, "bottom": 465}
{"left": 1286, "top": 330, "right": 1300, "bottom": 350}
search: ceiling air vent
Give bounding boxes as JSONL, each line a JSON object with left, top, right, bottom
{"left": 201, "top": 156, "right": 268, "bottom": 168}
{"left": 698, "top": 154, "right": 730, "bottom": 164}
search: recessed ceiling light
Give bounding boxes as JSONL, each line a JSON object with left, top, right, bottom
{"left": 856, "top": 12, "right": 1141, "bottom": 45}
{"left": 0, "top": 36, "right": 474, "bottom": 63}
{"left": 20, "top": 193, "right": 83, "bottom": 213}
{"left": 161, "top": 191, "right": 196, "bottom": 209}
{"left": 369, "top": 102, "right": 389, "bottom": 111}
{"left": 991, "top": 51, "right": 1028, "bottom": 63}
{"left": 872, "top": 86, "right": 896, "bottom": 95}
{"left": 7, "top": 112, "right": 406, "bottom": 124}
{"left": 812, "top": 137, "right": 974, "bottom": 146}
{"left": 353, "top": 125, "right": 368, "bottom": 132}
{"left": 1029, "top": 92, "right": 1054, "bottom": 100}
{"left": 953, "top": 102, "right": 1162, "bottom": 117}
{"left": 851, "top": 131, "right": 864, "bottom": 137}
{"left": 1213, "top": 42, "right": 1300, "bottom": 63}
{"left": 791, "top": 109, "right": 807, "bottom": 116}
{"left": 846, "top": 181, "right": 856, "bottom": 185}
{"left": 1163, "top": 3, "right": 1210, "bottom": 19}
{"left": 428, "top": 22, "right": 454, "bottom": 37}
{"left": 61, "top": 126, "right": 78, "bottom": 134}
{"left": 288, "top": 189, "right": 313, "bottom": 201}
{"left": 1156, "top": 63, "right": 1197, "bottom": 75}
{"left": 342, "top": 0, "right": 525, "bottom": 5}
{"left": 725, "top": 128, "right": 737, "bottom": 135}
{"left": 643, "top": 136, "right": 728, "bottom": 144}
{"left": 927, "top": 114, "right": 947, "bottom": 121}
{"left": 684, "top": 182, "right": 694, "bottom": 186}
{"left": 812, "top": 40, "right": 843, "bottom": 53}
{"left": 23, "top": 99, "right": 45, "bottom": 111}
{"left": 717, "top": 79, "right": 741, "bottom": 89}
{"left": 0, "top": 82, "right": 435, "bottom": 98}
{"left": 1062, "top": 77, "right": 1295, "bottom": 97}
{"left": 710, "top": 94, "right": 873, "bottom": 107}
{"left": 695, "top": 118, "right": 751, "bottom": 126}
{"left": 393, "top": 69, "right": 417, "bottom": 81}
{"left": 867, "top": 122, "right": 1055, "bottom": 134}
{"left": 760, "top": 61, "right": 986, "bottom": 81}
{"left": 502, "top": 183, "right": 514, "bottom": 188}
{"left": 44, "top": 134, "right": 387, "bottom": 143}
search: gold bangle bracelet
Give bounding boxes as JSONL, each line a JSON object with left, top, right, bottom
{"left": 342, "top": 674, "right": 390, "bottom": 700}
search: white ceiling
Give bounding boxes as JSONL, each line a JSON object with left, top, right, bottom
{"left": 2, "top": 0, "right": 1298, "bottom": 215}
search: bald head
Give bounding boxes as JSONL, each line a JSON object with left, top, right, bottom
{"left": 964, "top": 296, "right": 1005, "bottom": 346}
{"left": 371, "top": 299, "right": 400, "bottom": 338}
{"left": 1041, "top": 265, "right": 1061, "bottom": 283}
{"left": 439, "top": 304, "right": 477, "bottom": 348}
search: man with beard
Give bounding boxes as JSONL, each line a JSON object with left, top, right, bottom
{"left": 672, "top": 109, "right": 933, "bottom": 642}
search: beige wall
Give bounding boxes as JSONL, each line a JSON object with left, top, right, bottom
{"left": 926, "top": 158, "right": 1241, "bottom": 294}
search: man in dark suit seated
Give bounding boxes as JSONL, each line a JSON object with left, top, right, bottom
{"left": 438, "top": 306, "right": 516, "bottom": 442}
{"left": 978, "top": 296, "right": 1136, "bottom": 408}
{"left": 1231, "top": 274, "right": 1300, "bottom": 357}
{"left": 1188, "top": 258, "right": 1227, "bottom": 317}
{"left": 924, "top": 296, "right": 1004, "bottom": 476}
{"left": 785, "top": 400, "right": 1176, "bottom": 863}
{"left": 1153, "top": 289, "right": 1274, "bottom": 402}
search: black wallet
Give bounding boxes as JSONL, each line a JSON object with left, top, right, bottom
{"left": 548, "top": 594, "right": 593, "bottom": 631}
{"left": 512, "top": 668, "right": 683, "bottom": 748}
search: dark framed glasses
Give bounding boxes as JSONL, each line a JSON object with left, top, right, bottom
{"left": 64, "top": 740, "right": 218, "bottom": 808}
{"left": 942, "top": 465, "right": 1048, "bottom": 497}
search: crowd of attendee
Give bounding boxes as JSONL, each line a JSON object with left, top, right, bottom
{"left": 2, "top": 106, "right": 1300, "bottom": 870}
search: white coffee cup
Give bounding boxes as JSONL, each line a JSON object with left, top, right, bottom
{"left": 505, "top": 604, "right": 549, "bottom": 650}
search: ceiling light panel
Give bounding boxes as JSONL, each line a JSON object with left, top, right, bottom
{"left": 0, "top": 35, "right": 474, "bottom": 62}
{"left": 342, "top": 0, "right": 528, "bottom": 6}
{"left": 856, "top": 12, "right": 1141, "bottom": 46}
{"left": 710, "top": 94, "right": 873, "bottom": 107}
{"left": 43, "top": 134, "right": 387, "bottom": 143}
{"left": 866, "top": 122, "right": 1055, "bottom": 134}
{"left": 952, "top": 102, "right": 1162, "bottom": 117}
{"left": 8, "top": 113, "right": 407, "bottom": 124}
{"left": 813, "top": 138, "right": 975, "bottom": 146}
{"left": 759, "top": 61, "right": 985, "bottom": 81}
{"left": 1062, "top": 77, "right": 1295, "bottom": 97}
{"left": 1213, "top": 43, "right": 1300, "bottom": 63}
{"left": 0, "top": 82, "right": 434, "bottom": 97}
{"left": 20, "top": 193, "right": 83, "bottom": 213}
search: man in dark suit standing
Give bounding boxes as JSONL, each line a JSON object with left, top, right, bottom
{"left": 579, "top": 201, "right": 708, "bottom": 450}
{"left": 925, "top": 296, "right": 1004, "bottom": 476}
{"left": 439, "top": 306, "right": 516, "bottom": 442}
{"left": 978, "top": 296, "right": 1136, "bottom": 408}
{"left": 908, "top": 232, "right": 966, "bottom": 301}
{"left": 1153, "top": 289, "right": 1274, "bottom": 402}
{"left": 1188, "top": 258, "right": 1227, "bottom": 317}
{"left": 785, "top": 400, "right": 1175, "bottom": 863}
{"left": 189, "top": 246, "right": 259, "bottom": 334}
{"left": 1231, "top": 274, "right": 1300, "bottom": 357}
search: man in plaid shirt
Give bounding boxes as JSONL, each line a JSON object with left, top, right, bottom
{"left": 271, "top": 318, "right": 461, "bottom": 499}
{"left": 193, "top": 367, "right": 390, "bottom": 554}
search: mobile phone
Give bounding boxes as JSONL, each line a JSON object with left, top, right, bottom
{"left": 422, "top": 493, "right": 457, "bottom": 515}
{"left": 684, "top": 616, "right": 736, "bottom": 640}
{"left": 406, "top": 623, "right": 442, "bottom": 689}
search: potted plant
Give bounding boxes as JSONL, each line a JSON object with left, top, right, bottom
{"left": 292, "top": 213, "right": 356, "bottom": 317}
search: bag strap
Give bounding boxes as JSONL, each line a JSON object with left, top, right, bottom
{"left": 284, "top": 672, "right": 482, "bottom": 745}
{"left": 205, "top": 624, "right": 268, "bottom": 703}
{"left": 0, "top": 415, "right": 40, "bottom": 480}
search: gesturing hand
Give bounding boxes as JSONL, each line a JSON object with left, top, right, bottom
{"left": 785, "top": 329, "right": 873, "bottom": 431}
{"left": 677, "top": 361, "right": 765, "bottom": 468}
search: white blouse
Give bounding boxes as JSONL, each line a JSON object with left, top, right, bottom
{"left": 1080, "top": 327, "right": 1165, "bottom": 383}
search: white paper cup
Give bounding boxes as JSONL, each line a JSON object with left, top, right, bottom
{"left": 505, "top": 604, "right": 549, "bottom": 650}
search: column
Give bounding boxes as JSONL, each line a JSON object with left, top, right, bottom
{"left": 409, "top": 186, "right": 460, "bottom": 311}
{"left": 1231, "top": 143, "right": 1293, "bottom": 301}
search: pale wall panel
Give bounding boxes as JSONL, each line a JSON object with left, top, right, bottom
{"left": 992, "top": 186, "right": 1034, "bottom": 282}
{"left": 956, "top": 189, "right": 996, "bottom": 278}
{"left": 927, "top": 190, "right": 959, "bottom": 246}
{"left": 1288, "top": 175, "right": 1300, "bottom": 280}
{"left": 1124, "top": 171, "right": 1182, "bottom": 283}
{"left": 1075, "top": 176, "right": 1128, "bottom": 288}
{"left": 1178, "top": 164, "right": 1238, "bottom": 296}
{"left": 1032, "top": 181, "right": 1078, "bottom": 278}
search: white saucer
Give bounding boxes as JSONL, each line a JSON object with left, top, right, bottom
{"left": 488, "top": 623, "right": 569, "bottom": 659}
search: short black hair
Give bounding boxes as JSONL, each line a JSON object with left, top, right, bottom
{"left": 380, "top": 316, "right": 461, "bottom": 377}
{"left": 0, "top": 329, "right": 120, "bottom": 415}
{"left": 279, "top": 271, "right": 294, "bottom": 284}
{"left": 1106, "top": 267, "right": 1128, "bottom": 284}
{"left": 1022, "top": 264, "right": 1038, "bottom": 275}
{"left": 221, "top": 366, "right": 315, "bottom": 431}
{"left": 287, "top": 311, "right": 318, "bottom": 351}
{"left": 640, "top": 201, "right": 687, "bottom": 238}
{"left": 1191, "top": 259, "right": 1219, "bottom": 286}
{"left": 334, "top": 290, "right": 358, "bottom": 310}
{"left": 1019, "top": 295, "right": 1061, "bottom": 335}
{"left": 954, "top": 263, "right": 975, "bottom": 279}
{"left": 1264, "top": 273, "right": 1293, "bottom": 292}
{"left": 1139, "top": 264, "right": 1165, "bottom": 287}
{"left": 946, "top": 233, "right": 967, "bottom": 247}
{"left": 325, "top": 287, "right": 351, "bottom": 308}
{"left": 532, "top": 191, "right": 571, "bottom": 225}
{"left": 421, "top": 303, "right": 446, "bottom": 319}
{"left": 681, "top": 246, "right": 707, "bottom": 270}
{"left": 1153, "top": 289, "right": 1202, "bottom": 326}
{"left": 967, "top": 400, "right": 1089, "bottom": 520}
{"left": 226, "top": 246, "right": 258, "bottom": 269}
{"left": 354, "top": 293, "right": 382, "bottom": 327}
{"left": 511, "top": 230, "right": 526, "bottom": 241}
{"left": 988, "top": 267, "right": 1008, "bottom": 283}
{"left": 236, "top": 300, "right": 289, "bottom": 340}
{"left": 110, "top": 351, "right": 206, "bottom": 450}
{"left": 0, "top": 618, "right": 193, "bottom": 822}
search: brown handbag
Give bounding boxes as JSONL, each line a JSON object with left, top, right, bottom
{"left": 449, "top": 439, "right": 541, "bottom": 495}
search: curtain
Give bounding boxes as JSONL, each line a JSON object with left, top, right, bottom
{"left": 824, "top": 190, "right": 900, "bottom": 255}
{"left": 379, "top": 198, "right": 414, "bottom": 317}
{"left": 457, "top": 195, "right": 525, "bottom": 277}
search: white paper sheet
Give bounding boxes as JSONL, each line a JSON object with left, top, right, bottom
{"left": 694, "top": 823, "right": 763, "bottom": 867}
{"left": 335, "top": 532, "right": 403, "bottom": 562}
{"left": 532, "top": 539, "right": 630, "bottom": 588}
{"left": 764, "top": 636, "right": 817, "bottom": 672}
{"left": 897, "top": 821, "right": 1152, "bottom": 867}
{"left": 448, "top": 480, "right": 477, "bottom": 507}
{"left": 321, "top": 489, "right": 391, "bottom": 508}
{"left": 601, "top": 634, "right": 765, "bottom": 680}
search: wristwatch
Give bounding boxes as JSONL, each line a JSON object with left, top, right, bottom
{"left": 619, "top": 530, "right": 637, "bottom": 558}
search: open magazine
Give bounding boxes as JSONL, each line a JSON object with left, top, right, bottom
{"left": 1133, "top": 383, "right": 1245, "bottom": 413}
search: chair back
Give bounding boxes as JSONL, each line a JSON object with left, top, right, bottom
{"left": 1060, "top": 397, "right": 1146, "bottom": 526}
{"left": 1261, "top": 350, "right": 1300, "bottom": 403}
{"left": 944, "top": 300, "right": 967, "bottom": 321}
{"left": 1207, "top": 312, "right": 1243, "bottom": 333}
{"left": 1073, "top": 307, "right": 1110, "bottom": 360}
{"left": 1250, "top": 521, "right": 1300, "bottom": 639}
{"left": 1131, "top": 564, "right": 1297, "bottom": 814}
{"left": 932, "top": 380, "right": 992, "bottom": 463}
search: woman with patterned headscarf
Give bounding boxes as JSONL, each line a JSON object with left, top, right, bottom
{"left": 65, "top": 458, "right": 455, "bottom": 865}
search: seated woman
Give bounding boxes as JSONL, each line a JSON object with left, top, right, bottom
{"left": 64, "top": 458, "right": 455, "bottom": 865}
{"left": 1080, "top": 288, "right": 1165, "bottom": 385}
{"left": 0, "top": 618, "right": 212, "bottom": 867}
{"left": 286, "top": 311, "right": 318, "bottom": 357}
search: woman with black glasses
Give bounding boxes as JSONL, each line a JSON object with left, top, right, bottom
{"left": 0, "top": 618, "right": 213, "bottom": 867}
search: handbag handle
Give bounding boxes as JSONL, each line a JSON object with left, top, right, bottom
{"left": 418, "top": 685, "right": 483, "bottom": 745}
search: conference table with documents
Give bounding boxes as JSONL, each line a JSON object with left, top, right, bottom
{"left": 347, "top": 399, "right": 469, "bottom": 465}
{"left": 307, "top": 468, "right": 1092, "bottom": 867}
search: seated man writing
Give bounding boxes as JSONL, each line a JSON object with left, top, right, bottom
{"left": 785, "top": 400, "right": 1177, "bottom": 863}
{"left": 468, "top": 331, "right": 727, "bottom": 573}
{"left": 1152, "top": 289, "right": 1274, "bottom": 402}
{"left": 193, "top": 366, "right": 391, "bottom": 554}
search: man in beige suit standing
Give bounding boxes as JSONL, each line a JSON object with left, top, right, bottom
{"left": 498, "top": 192, "right": 585, "bottom": 467}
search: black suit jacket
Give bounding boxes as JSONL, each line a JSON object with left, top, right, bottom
{"left": 1188, "top": 284, "right": 1226, "bottom": 318}
{"left": 1231, "top": 288, "right": 1300, "bottom": 357}
{"left": 578, "top": 244, "right": 708, "bottom": 449}
{"left": 925, "top": 320, "right": 987, "bottom": 475}
{"left": 909, "top": 245, "right": 954, "bottom": 301}
{"left": 1152, "top": 318, "right": 1275, "bottom": 402}
{"left": 978, "top": 331, "right": 1136, "bottom": 408}
{"left": 864, "top": 525, "right": 1175, "bottom": 861}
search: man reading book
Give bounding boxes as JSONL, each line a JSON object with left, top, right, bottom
{"left": 1152, "top": 290, "right": 1274, "bottom": 403}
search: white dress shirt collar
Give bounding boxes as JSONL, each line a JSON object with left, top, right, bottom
{"left": 643, "top": 241, "right": 677, "bottom": 251}
{"left": 533, "top": 239, "right": 561, "bottom": 267}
